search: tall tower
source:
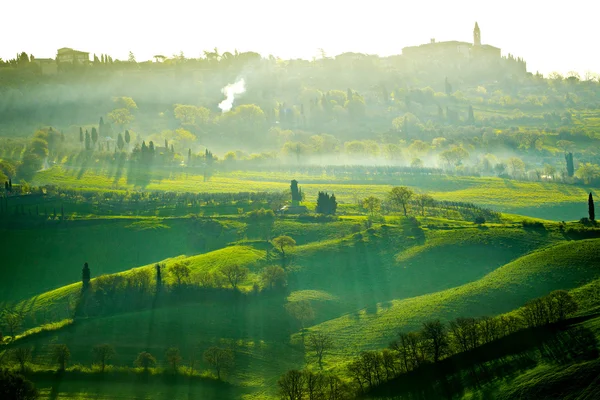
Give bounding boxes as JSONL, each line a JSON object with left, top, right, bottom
{"left": 473, "top": 22, "right": 481, "bottom": 46}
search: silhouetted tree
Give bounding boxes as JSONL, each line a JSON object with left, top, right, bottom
{"left": 155, "top": 263, "right": 162, "bottom": 291}
{"left": 421, "top": 320, "right": 449, "bottom": 363}
{"left": 135, "top": 351, "right": 156, "bottom": 372}
{"left": 220, "top": 264, "right": 249, "bottom": 290}
{"left": 2, "top": 312, "right": 23, "bottom": 340}
{"left": 82, "top": 262, "right": 91, "bottom": 290}
{"left": 12, "top": 347, "right": 32, "bottom": 373}
{"left": 272, "top": 236, "right": 296, "bottom": 268}
{"left": 291, "top": 179, "right": 302, "bottom": 205}
{"left": 278, "top": 369, "right": 306, "bottom": 400}
{"left": 52, "top": 344, "right": 71, "bottom": 371}
{"left": 79, "top": 128, "right": 83, "bottom": 147}
{"left": 315, "top": 192, "right": 337, "bottom": 215}
{"left": 415, "top": 194, "right": 434, "bottom": 216}
{"left": 307, "top": 332, "right": 333, "bottom": 368}
{"left": 203, "top": 347, "right": 234, "bottom": 380}
{"left": 468, "top": 105, "right": 475, "bottom": 123}
{"left": 589, "top": 192, "right": 595, "bottom": 221}
{"left": 388, "top": 186, "right": 414, "bottom": 216}
{"left": 93, "top": 344, "right": 115, "bottom": 372}
{"left": 165, "top": 347, "right": 182, "bottom": 373}
{"left": 124, "top": 130, "right": 130, "bottom": 146}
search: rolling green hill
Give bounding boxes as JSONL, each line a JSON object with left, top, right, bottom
{"left": 309, "top": 238, "right": 600, "bottom": 360}
{"left": 5, "top": 223, "right": 600, "bottom": 399}
{"left": 0, "top": 217, "right": 359, "bottom": 301}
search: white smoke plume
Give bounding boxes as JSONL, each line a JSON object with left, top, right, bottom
{"left": 218, "top": 78, "right": 246, "bottom": 113}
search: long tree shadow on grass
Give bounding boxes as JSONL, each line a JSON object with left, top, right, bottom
{"left": 368, "top": 321, "right": 599, "bottom": 400}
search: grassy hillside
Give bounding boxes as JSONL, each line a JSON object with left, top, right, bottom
{"left": 287, "top": 225, "right": 562, "bottom": 320}
{"left": 309, "top": 239, "right": 600, "bottom": 358}
{"left": 13, "top": 223, "right": 562, "bottom": 329}
{"left": 0, "top": 217, "right": 360, "bottom": 301}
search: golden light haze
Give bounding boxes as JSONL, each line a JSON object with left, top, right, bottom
{"left": 1, "top": 0, "right": 598, "bottom": 76}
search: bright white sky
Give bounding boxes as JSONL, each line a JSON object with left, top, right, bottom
{"left": 2, "top": 0, "right": 598, "bottom": 76}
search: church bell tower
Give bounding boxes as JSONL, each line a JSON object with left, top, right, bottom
{"left": 473, "top": 22, "right": 481, "bottom": 46}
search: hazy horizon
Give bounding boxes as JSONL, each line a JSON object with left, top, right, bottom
{"left": 2, "top": 0, "right": 599, "bottom": 76}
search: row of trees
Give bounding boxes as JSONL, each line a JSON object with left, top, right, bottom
{"left": 274, "top": 290, "right": 580, "bottom": 398}
{"left": 345, "top": 290, "right": 578, "bottom": 392}
{"left": 7, "top": 343, "right": 235, "bottom": 380}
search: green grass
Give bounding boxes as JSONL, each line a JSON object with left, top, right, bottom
{"left": 309, "top": 238, "right": 600, "bottom": 358}
{"left": 0, "top": 217, "right": 361, "bottom": 302}
{"left": 32, "top": 166, "right": 596, "bottom": 221}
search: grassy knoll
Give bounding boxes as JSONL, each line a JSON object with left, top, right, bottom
{"left": 32, "top": 166, "right": 596, "bottom": 220}
{"left": 288, "top": 225, "right": 562, "bottom": 321}
{"left": 309, "top": 238, "right": 600, "bottom": 359}
{"left": 0, "top": 217, "right": 360, "bottom": 302}
{"left": 0, "top": 217, "right": 243, "bottom": 301}
{"left": 13, "top": 223, "right": 562, "bottom": 331}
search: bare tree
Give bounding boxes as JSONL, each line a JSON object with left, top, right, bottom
{"left": 272, "top": 236, "right": 296, "bottom": 268}
{"left": 415, "top": 194, "right": 434, "bottom": 217}
{"left": 449, "top": 318, "right": 480, "bottom": 353}
{"left": 547, "top": 290, "right": 578, "bottom": 322}
{"left": 93, "top": 344, "right": 115, "bottom": 372}
{"left": 165, "top": 347, "right": 182, "bottom": 373}
{"left": 12, "top": 347, "right": 32, "bottom": 373}
{"left": 278, "top": 369, "right": 306, "bottom": 400}
{"left": 478, "top": 316, "right": 501, "bottom": 344}
{"left": 307, "top": 332, "right": 333, "bottom": 368}
{"left": 52, "top": 344, "right": 71, "bottom": 371}
{"left": 203, "top": 346, "right": 234, "bottom": 380}
{"left": 421, "top": 320, "right": 449, "bottom": 363}
{"left": 220, "top": 264, "right": 249, "bottom": 290}
{"left": 1, "top": 311, "right": 23, "bottom": 340}
{"left": 305, "top": 370, "right": 325, "bottom": 400}
{"left": 381, "top": 349, "right": 397, "bottom": 381}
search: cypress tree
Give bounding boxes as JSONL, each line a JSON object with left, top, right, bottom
{"left": 79, "top": 128, "right": 83, "bottom": 145}
{"left": 85, "top": 130, "right": 91, "bottom": 151}
{"left": 82, "top": 262, "right": 91, "bottom": 290}
{"left": 468, "top": 105, "right": 475, "bottom": 123}
{"left": 91, "top": 127, "right": 98, "bottom": 147}
{"left": 565, "top": 152, "right": 574, "bottom": 177}
{"left": 589, "top": 193, "right": 596, "bottom": 222}
{"left": 330, "top": 193, "right": 337, "bottom": 215}
{"left": 291, "top": 180, "right": 301, "bottom": 205}
{"left": 124, "top": 130, "right": 130, "bottom": 145}
{"left": 156, "top": 264, "right": 162, "bottom": 291}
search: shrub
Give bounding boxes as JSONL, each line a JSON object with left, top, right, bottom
{"left": 474, "top": 216, "right": 486, "bottom": 225}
